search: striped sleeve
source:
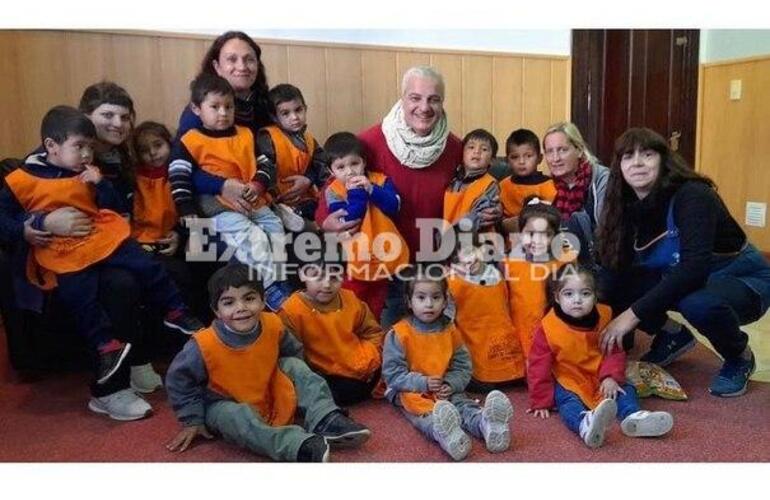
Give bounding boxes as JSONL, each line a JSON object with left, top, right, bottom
{"left": 168, "top": 138, "right": 198, "bottom": 217}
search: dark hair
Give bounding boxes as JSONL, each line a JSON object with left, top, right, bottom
{"left": 200, "top": 31, "right": 268, "bottom": 97}
{"left": 518, "top": 195, "right": 561, "bottom": 233}
{"left": 403, "top": 264, "right": 449, "bottom": 305}
{"left": 207, "top": 263, "right": 264, "bottom": 310}
{"left": 267, "top": 84, "right": 306, "bottom": 116}
{"left": 40, "top": 105, "right": 96, "bottom": 145}
{"left": 324, "top": 132, "right": 366, "bottom": 163}
{"left": 596, "top": 127, "right": 715, "bottom": 270}
{"left": 190, "top": 73, "right": 234, "bottom": 106}
{"left": 131, "top": 121, "right": 172, "bottom": 159}
{"left": 299, "top": 241, "right": 346, "bottom": 277}
{"left": 547, "top": 263, "right": 596, "bottom": 307}
{"left": 78, "top": 81, "right": 136, "bottom": 121}
{"left": 462, "top": 128, "right": 498, "bottom": 157}
{"left": 506, "top": 128, "right": 541, "bottom": 156}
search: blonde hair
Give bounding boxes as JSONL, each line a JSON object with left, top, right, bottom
{"left": 543, "top": 122, "right": 599, "bottom": 166}
{"left": 401, "top": 65, "right": 445, "bottom": 99}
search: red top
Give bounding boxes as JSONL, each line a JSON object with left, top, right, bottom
{"left": 316, "top": 123, "right": 462, "bottom": 260}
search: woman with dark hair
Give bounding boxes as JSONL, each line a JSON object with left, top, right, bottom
{"left": 177, "top": 31, "right": 271, "bottom": 138}
{"left": 596, "top": 127, "right": 770, "bottom": 398}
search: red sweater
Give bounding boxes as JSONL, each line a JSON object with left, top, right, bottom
{"left": 316, "top": 124, "right": 462, "bottom": 259}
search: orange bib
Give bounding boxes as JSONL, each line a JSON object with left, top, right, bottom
{"left": 5, "top": 168, "right": 130, "bottom": 288}
{"left": 502, "top": 257, "right": 566, "bottom": 357}
{"left": 181, "top": 126, "right": 269, "bottom": 210}
{"left": 194, "top": 313, "right": 297, "bottom": 426}
{"left": 280, "top": 289, "right": 381, "bottom": 380}
{"left": 448, "top": 273, "right": 525, "bottom": 383}
{"left": 443, "top": 173, "right": 497, "bottom": 225}
{"left": 263, "top": 125, "right": 318, "bottom": 205}
{"left": 131, "top": 168, "right": 178, "bottom": 244}
{"left": 328, "top": 172, "right": 409, "bottom": 281}
{"left": 499, "top": 177, "right": 557, "bottom": 218}
{"left": 391, "top": 319, "right": 463, "bottom": 416}
{"left": 541, "top": 304, "right": 612, "bottom": 409}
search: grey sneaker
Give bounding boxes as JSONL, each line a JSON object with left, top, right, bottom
{"left": 432, "top": 400, "right": 471, "bottom": 461}
{"left": 130, "top": 363, "right": 163, "bottom": 394}
{"left": 578, "top": 398, "right": 617, "bottom": 449}
{"left": 620, "top": 410, "right": 674, "bottom": 437}
{"left": 480, "top": 390, "right": 514, "bottom": 453}
{"left": 275, "top": 203, "right": 306, "bottom": 233}
{"left": 88, "top": 388, "right": 152, "bottom": 421}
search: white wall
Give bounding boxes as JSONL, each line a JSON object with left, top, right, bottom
{"left": 700, "top": 29, "right": 770, "bottom": 63}
{"left": 174, "top": 29, "right": 572, "bottom": 56}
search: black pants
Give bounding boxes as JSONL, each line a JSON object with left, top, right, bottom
{"left": 322, "top": 370, "right": 380, "bottom": 407}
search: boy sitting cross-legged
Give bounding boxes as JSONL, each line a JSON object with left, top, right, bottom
{"left": 165, "top": 263, "right": 372, "bottom": 462}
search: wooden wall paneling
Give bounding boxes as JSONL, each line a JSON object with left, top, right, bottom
{"left": 156, "top": 37, "right": 207, "bottom": 132}
{"left": 0, "top": 32, "right": 22, "bottom": 158}
{"left": 522, "top": 58, "right": 552, "bottom": 138}
{"left": 108, "top": 34, "right": 163, "bottom": 124}
{"left": 361, "top": 50, "right": 398, "bottom": 128}
{"left": 15, "top": 32, "right": 70, "bottom": 156}
{"left": 396, "top": 51, "right": 431, "bottom": 91}
{"left": 325, "top": 48, "right": 364, "bottom": 135}
{"left": 550, "top": 58, "right": 570, "bottom": 125}
{"left": 286, "top": 46, "right": 328, "bottom": 141}
{"left": 260, "top": 43, "right": 289, "bottom": 86}
{"left": 460, "top": 55, "right": 493, "bottom": 138}
{"left": 743, "top": 61, "right": 770, "bottom": 248}
{"left": 430, "top": 53, "right": 464, "bottom": 135}
{"left": 491, "top": 56, "right": 523, "bottom": 147}
{"left": 63, "top": 32, "right": 112, "bottom": 106}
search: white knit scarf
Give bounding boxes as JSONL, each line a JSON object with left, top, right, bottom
{"left": 380, "top": 100, "right": 449, "bottom": 169}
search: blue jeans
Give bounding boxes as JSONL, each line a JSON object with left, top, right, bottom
{"left": 554, "top": 382, "right": 639, "bottom": 435}
{"left": 213, "top": 207, "right": 285, "bottom": 288}
{"left": 602, "top": 245, "right": 770, "bottom": 359}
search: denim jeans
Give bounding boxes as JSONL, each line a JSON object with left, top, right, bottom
{"left": 213, "top": 207, "right": 285, "bottom": 288}
{"left": 554, "top": 382, "right": 639, "bottom": 435}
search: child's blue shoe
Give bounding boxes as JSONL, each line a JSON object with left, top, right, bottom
{"left": 709, "top": 348, "right": 755, "bottom": 397}
{"left": 263, "top": 281, "right": 293, "bottom": 312}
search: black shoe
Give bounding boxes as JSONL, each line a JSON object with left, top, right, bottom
{"left": 96, "top": 341, "right": 132, "bottom": 385}
{"left": 163, "top": 308, "right": 205, "bottom": 335}
{"left": 313, "top": 410, "right": 371, "bottom": 448}
{"left": 296, "top": 435, "right": 330, "bottom": 462}
{"left": 640, "top": 325, "right": 696, "bottom": 367}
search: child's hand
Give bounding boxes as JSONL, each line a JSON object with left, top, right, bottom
{"left": 166, "top": 425, "right": 213, "bottom": 453}
{"left": 346, "top": 175, "right": 372, "bottom": 193}
{"left": 600, "top": 378, "right": 626, "bottom": 400}
{"left": 243, "top": 181, "right": 265, "bottom": 203}
{"left": 221, "top": 179, "right": 253, "bottom": 215}
{"left": 279, "top": 175, "right": 311, "bottom": 204}
{"left": 436, "top": 383, "right": 453, "bottom": 400}
{"left": 78, "top": 165, "right": 102, "bottom": 185}
{"left": 157, "top": 230, "right": 180, "bottom": 256}
{"left": 426, "top": 376, "right": 443, "bottom": 393}
{"left": 23, "top": 216, "right": 52, "bottom": 247}
{"left": 526, "top": 408, "right": 550, "bottom": 419}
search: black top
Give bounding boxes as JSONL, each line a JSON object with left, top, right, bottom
{"left": 627, "top": 180, "right": 746, "bottom": 322}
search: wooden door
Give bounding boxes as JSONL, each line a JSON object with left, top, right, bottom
{"left": 571, "top": 30, "right": 700, "bottom": 167}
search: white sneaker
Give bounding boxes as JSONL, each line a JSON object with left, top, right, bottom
{"left": 275, "top": 203, "right": 306, "bottom": 233}
{"left": 579, "top": 398, "right": 617, "bottom": 449}
{"left": 88, "top": 388, "right": 153, "bottom": 421}
{"left": 621, "top": 410, "right": 674, "bottom": 437}
{"left": 130, "top": 363, "right": 163, "bottom": 394}
{"left": 432, "top": 400, "right": 471, "bottom": 461}
{"left": 480, "top": 390, "right": 514, "bottom": 453}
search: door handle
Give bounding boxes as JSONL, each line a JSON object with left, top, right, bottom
{"left": 669, "top": 131, "right": 682, "bottom": 151}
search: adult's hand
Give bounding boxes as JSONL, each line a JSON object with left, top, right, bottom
{"left": 599, "top": 308, "right": 640, "bottom": 354}
{"left": 321, "top": 208, "right": 361, "bottom": 234}
{"left": 43, "top": 207, "right": 93, "bottom": 237}
{"left": 221, "top": 179, "right": 253, "bottom": 215}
